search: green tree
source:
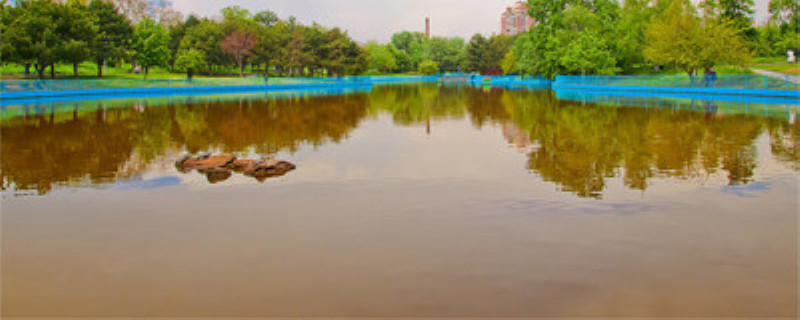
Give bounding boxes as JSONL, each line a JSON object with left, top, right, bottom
{"left": 465, "top": 33, "right": 490, "bottom": 73}
{"left": 556, "top": 5, "right": 618, "bottom": 75}
{"left": 769, "top": 0, "right": 800, "bottom": 32}
{"left": 366, "top": 42, "right": 398, "bottom": 73}
{"left": 179, "top": 18, "right": 225, "bottom": 74}
{"left": 518, "top": 0, "right": 620, "bottom": 78}
{"left": 56, "top": 0, "right": 99, "bottom": 77}
{"left": 88, "top": 0, "right": 133, "bottom": 77}
{"left": 168, "top": 14, "right": 199, "bottom": 69}
{"left": 132, "top": 16, "right": 170, "bottom": 77}
{"left": 613, "top": 0, "right": 655, "bottom": 73}
{"left": 174, "top": 48, "right": 205, "bottom": 78}
{"left": 644, "top": 0, "right": 750, "bottom": 76}
{"left": 487, "top": 34, "right": 513, "bottom": 74}
{"left": 4, "top": 0, "right": 61, "bottom": 78}
{"left": 391, "top": 31, "right": 426, "bottom": 72}
{"left": 322, "top": 27, "right": 364, "bottom": 76}
{"left": 424, "top": 36, "right": 465, "bottom": 72}
{"left": 418, "top": 59, "right": 438, "bottom": 75}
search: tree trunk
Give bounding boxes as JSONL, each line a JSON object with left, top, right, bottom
{"left": 97, "top": 59, "right": 104, "bottom": 78}
{"left": 144, "top": 66, "right": 149, "bottom": 79}
{"left": 239, "top": 61, "right": 245, "bottom": 77}
{"left": 73, "top": 62, "right": 79, "bottom": 78}
{"left": 188, "top": 67, "right": 193, "bottom": 80}
{"left": 50, "top": 63, "right": 55, "bottom": 78}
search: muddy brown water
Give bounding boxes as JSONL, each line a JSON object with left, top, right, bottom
{"left": 1, "top": 84, "right": 798, "bottom": 317}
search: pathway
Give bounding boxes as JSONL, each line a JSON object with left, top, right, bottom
{"left": 751, "top": 68, "right": 800, "bottom": 85}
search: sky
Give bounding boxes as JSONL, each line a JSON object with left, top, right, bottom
{"left": 171, "top": 0, "right": 773, "bottom": 43}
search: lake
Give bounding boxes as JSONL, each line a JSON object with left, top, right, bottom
{"left": 1, "top": 83, "right": 798, "bottom": 317}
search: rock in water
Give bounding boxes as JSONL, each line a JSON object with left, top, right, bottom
{"left": 230, "top": 159, "right": 260, "bottom": 172}
{"left": 244, "top": 160, "right": 296, "bottom": 180}
{"left": 194, "top": 154, "right": 236, "bottom": 168}
{"left": 176, "top": 154, "right": 295, "bottom": 183}
{"left": 206, "top": 168, "right": 232, "bottom": 184}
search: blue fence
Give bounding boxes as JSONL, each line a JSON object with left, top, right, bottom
{"left": 555, "top": 89, "right": 800, "bottom": 120}
{"left": 553, "top": 75, "right": 799, "bottom": 99}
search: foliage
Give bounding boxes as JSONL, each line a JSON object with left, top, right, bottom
{"left": 517, "top": 0, "right": 620, "bottom": 78}
{"left": 88, "top": 0, "right": 133, "bottom": 77}
{"left": 221, "top": 30, "right": 256, "bottom": 76}
{"left": 418, "top": 59, "right": 438, "bottom": 75}
{"left": 644, "top": 0, "right": 750, "bottom": 75}
{"left": 174, "top": 48, "right": 206, "bottom": 76}
{"left": 56, "top": 0, "right": 99, "bottom": 77}
{"left": 133, "top": 16, "right": 171, "bottom": 76}
{"left": 769, "top": 0, "right": 800, "bottom": 32}
{"left": 424, "top": 37, "right": 466, "bottom": 72}
{"left": 365, "top": 42, "right": 397, "bottom": 73}
{"left": 391, "top": 31, "right": 426, "bottom": 72}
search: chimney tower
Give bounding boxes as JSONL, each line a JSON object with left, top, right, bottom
{"left": 425, "top": 17, "right": 430, "bottom": 39}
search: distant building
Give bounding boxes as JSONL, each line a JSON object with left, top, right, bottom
{"left": 501, "top": 1, "right": 535, "bottom": 36}
{"left": 426, "top": 17, "right": 430, "bottom": 39}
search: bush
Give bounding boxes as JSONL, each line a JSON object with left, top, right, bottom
{"left": 418, "top": 60, "right": 438, "bottom": 75}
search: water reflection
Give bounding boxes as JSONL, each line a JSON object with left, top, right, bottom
{"left": 1, "top": 84, "right": 798, "bottom": 198}
{"left": 2, "top": 93, "right": 370, "bottom": 195}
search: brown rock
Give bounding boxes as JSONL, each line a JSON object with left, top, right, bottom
{"left": 245, "top": 160, "right": 296, "bottom": 180}
{"left": 193, "top": 154, "right": 236, "bottom": 169}
{"left": 230, "top": 159, "right": 260, "bottom": 172}
{"left": 205, "top": 168, "right": 232, "bottom": 184}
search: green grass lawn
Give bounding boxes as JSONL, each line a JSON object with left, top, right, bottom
{"left": 0, "top": 61, "right": 263, "bottom": 79}
{"left": 747, "top": 61, "right": 800, "bottom": 74}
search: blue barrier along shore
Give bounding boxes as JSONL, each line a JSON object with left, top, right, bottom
{"left": 552, "top": 75, "right": 799, "bottom": 100}
{"left": 0, "top": 75, "right": 440, "bottom": 101}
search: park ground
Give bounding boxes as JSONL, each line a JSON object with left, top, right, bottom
{"left": 1, "top": 58, "right": 797, "bottom": 81}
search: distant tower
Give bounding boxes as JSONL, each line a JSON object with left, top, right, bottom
{"left": 425, "top": 17, "right": 430, "bottom": 39}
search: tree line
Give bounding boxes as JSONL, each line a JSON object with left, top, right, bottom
{"left": 508, "top": 0, "right": 799, "bottom": 78}
{"left": 2, "top": 0, "right": 797, "bottom": 79}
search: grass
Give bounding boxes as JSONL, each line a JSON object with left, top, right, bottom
{"left": 0, "top": 61, "right": 266, "bottom": 80}
{"left": 747, "top": 61, "right": 800, "bottom": 74}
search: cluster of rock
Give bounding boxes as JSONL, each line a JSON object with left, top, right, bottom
{"left": 175, "top": 153, "right": 296, "bottom": 183}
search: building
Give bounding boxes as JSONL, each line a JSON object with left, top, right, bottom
{"left": 425, "top": 17, "right": 430, "bottom": 39}
{"left": 501, "top": 1, "right": 535, "bottom": 36}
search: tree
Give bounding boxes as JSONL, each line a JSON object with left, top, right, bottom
{"left": 487, "top": 34, "right": 513, "bottom": 74}
{"left": 418, "top": 59, "right": 438, "bottom": 75}
{"left": 132, "top": 16, "right": 170, "bottom": 77}
{"left": 4, "top": 0, "right": 61, "bottom": 78}
{"left": 644, "top": 0, "right": 750, "bottom": 76}
{"left": 613, "top": 0, "right": 655, "bottom": 73}
{"left": 322, "top": 27, "right": 363, "bottom": 76}
{"left": 391, "top": 31, "right": 426, "bottom": 72}
{"left": 56, "top": 0, "right": 98, "bottom": 77}
{"left": 168, "top": 14, "right": 199, "bottom": 69}
{"left": 366, "top": 42, "right": 397, "bottom": 73}
{"left": 701, "top": 0, "right": 756, "bottom": 42}
{"left": 501, "top": 51, "right": 517, "bottom": 74}
{"left": 556, "top": 5, "right": 618, "bottom": 75}
{"left": 88, "top": 0, "right": 133, "bottom": 77}
{"left": 769, "top": 0, "right": 800, "bottom": 32}
{"left": 424, "top": 36, "right": 465, "bottom": 72}
{"left": 465, "top": 34, "right": 490, "bottom": 73}
{"left": 254, "top": 10, "right": 279, "bottom": 27}
{"left": 179, "top": 18, "right": 225, "bottom": 74}
{"left": 221, "top": 30, "right": 257, "bottom": 77}
{"left": 518, "top": 0, "right": 620, "bottom": 78}
{"left": 174, "top": 48, "right": 205, "bottom": 78}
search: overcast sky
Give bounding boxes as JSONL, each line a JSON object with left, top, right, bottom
{"left": 170, "top": 0, "right": 773, "bottom": 43}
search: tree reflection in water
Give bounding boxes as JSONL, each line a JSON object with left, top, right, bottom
{"left": 1, "top": 84, "right": 797, "bottom": 197}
